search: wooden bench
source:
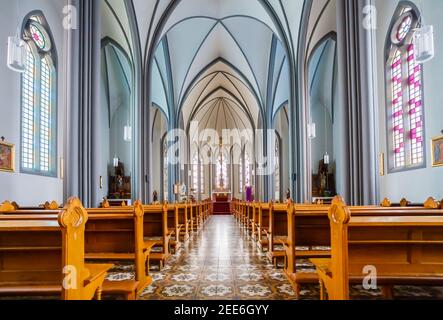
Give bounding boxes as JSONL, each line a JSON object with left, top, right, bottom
{"left": 1, "top": 201, "right": 154, "bottom": 299}
{"left": 166, "top": 204, "right": 182, "bottom": 253}
{"left": 381, "top": 197, "right": 442, "bottom": 208}
{"left": 177, "top": 203, "right": 190, "bottom": 243}
{"left": 189, "top": 203, "right": 200, "bottom": 233}
{"left": 250, "top": 202, "right": 260, "bottom": 241}
{"left": 311, "top": 199, "right": 443, "bottom": 300}
{"left": 257, "top": 203, "right": 273, "bottom": 251}
{"left": 245, "top": 203, "right": 255, "bottom": 235}
{"left": 83, "top": 202, "right": 154, "bottom": 297}
{"left": 267, "top": 202, "right": 291, "bottom": 267}
{"left": 0, "top": 200, "right": 60, "bottom": 211}
{"left": 143, "top": 204, "right": 170, "bottom": 270}
{"left": 0, "top": 198, "right": 112, "bottom": 300}
{"left": 284, "top": 198, "right": 443, "bottom": 298}
{"left": 232, "top": 199, "right": 240, "bottom": 222}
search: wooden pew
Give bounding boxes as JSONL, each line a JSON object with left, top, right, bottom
{"left": 267, "top": 202, "right": 291, "bottom": 267}
{"left": 189, "top": 202, "right": 200, "bottom": 233}
{"left": 257, "top": 202, "right": 273, "bottom": 251}
{"left": 143, "top": 204, "right": 170, "bottom": 270}
{"left": 0, "top": 200, "right": 60, "bottom": 211}
{"left": 177, "top": 203, "right": 190, "bottom": 243}
{"left": 83, "top": 202, "right": 153, "bottom": 296}
{"left": 285, "top": 198, "right": 443, "bottom": 298}
{"left": 232, "top": 199, "right": 240, "bottom": 222}
{"left": 251, "top": 202, "right": 260, "bottom": 241}
{"left": 1, "top": 202, "right": 154, "bottom": 298}
{"left": 380, "top": 197, "right": 443, "bottom": 209}
{"left": 284, "top": 204, "right": 331, "bottom": 297}
{"left": 381, "top": 197, "right": 441, "bottom": 208}
{"left": 0, "top": 198, "right": 112, "bottom": 300}
{"left": 166, "top": 204, "right": 182, "bottom": 253}
{"left": 203, "top": 199, "right": 212, "bottom": 221}
{"left": 245, "top": 203, "right": 255, "bottom": 235}
{"left": 311, "top": 199, "right": 443, "bottom": 300}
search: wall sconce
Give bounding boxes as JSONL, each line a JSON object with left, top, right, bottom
{"left": 113, "top": 157, "right": 119, "bottom": 167}
{"left": 323, "top": 153, "right": 330, "bottom": 165}
{"left": 414, "top": 25, "right": 435, "bottom": 64}
{"left": 308, "top": 123, "right": 316, "bottom": 139}
{"left": 7, "top": 36, "right": 26, "bottom": 73}
{"left": 124, "top": 126, "right": 132, "bottom": 142}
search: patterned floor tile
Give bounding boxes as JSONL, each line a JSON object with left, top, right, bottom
{"left": 91, "top": 216, "right": 443, "bottom": 301}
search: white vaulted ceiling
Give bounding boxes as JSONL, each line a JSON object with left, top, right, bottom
{"left": 136, "top": 0, "right": 300, "bottom": 138}
{"left": 101, "top": 0, "right": 338, "bottom": 142}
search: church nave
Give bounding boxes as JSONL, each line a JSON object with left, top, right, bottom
{"left": 111, "top": 216, "right": 298, "bottom": 301}
{"left": 1, "top": 0, "right": 443, "bottom": 308}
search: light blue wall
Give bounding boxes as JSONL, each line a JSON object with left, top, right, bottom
{"left": 0, "top": 0, "right": 66, "bottom": 205}
{"left": 99, "top": 43, "right": 133, "bottom": 201}
{"left": 375, "top": 0, "right": 443, "bottom": 202}
{"left": 309, "top": 39, "right": 336, "bottom": 176}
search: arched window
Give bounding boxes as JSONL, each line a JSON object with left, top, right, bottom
{"left": 275, "top": 137, "right": 281, "bottom": 200}
{"left": 239, "top": 156, "right": 243, "bottom": 191}
{"left": 200, "top": 157, "right": 204, "bottom": 193}
{"left": 386, "top": 6, "right": 425, "bottom": 171}
{"left": 216, "top": 149, "right": 228, "bottom": 189}
{"left": 21, "top": 15, "right": 57, "bottom": 176}
{"left": 163, "top": 139, "right": 169, "bottom": 201}
{"left": 191, "top": 151, "right": 205, "bottom": 195}
{"left": 244, "top": 152, "right": 251, "bottom": 186}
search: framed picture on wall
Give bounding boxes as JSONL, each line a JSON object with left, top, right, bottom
{"left": 0, "top": 140, "right": 15, "bottom": 173}
{"left": 431, "top": 135, "right": 443, "bottom": 167}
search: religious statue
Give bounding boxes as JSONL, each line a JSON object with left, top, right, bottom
{"left": 153, "top": 190, "right": 159, "bottom": 204}
{"left": 115, "top": 160, "right": 125, "bottom": 177}
{"left": 286, "top": 189, "right": 291, "bottom": 203}
{"left": 116, "top": 175, "right": 124, "bottom": 193}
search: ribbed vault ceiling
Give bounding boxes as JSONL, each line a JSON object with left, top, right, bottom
{"left": 148, "top": 0, "right": 294, "bottom": 137}
{"left": 102, "top": 0, "right": 339, "bottom": 136}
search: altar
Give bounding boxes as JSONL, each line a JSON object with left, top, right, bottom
{"left": 212, "top": 192, "right": 232, "bottom": 215}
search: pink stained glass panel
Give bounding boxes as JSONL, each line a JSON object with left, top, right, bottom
{"left": 407, "top": 44, "right": 424, "bottom": 165}
{"left": 391, "top": 50, "right": 406, "bottom": 168}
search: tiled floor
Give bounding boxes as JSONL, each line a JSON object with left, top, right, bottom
{"left": 105, "top": 215, "right": 443, "bottom": 301}
{"left": 134, "top": 215, "right": 298, "bottom": 300}
{"left": 3, "top": 215, "right": 442, "bottom": 300}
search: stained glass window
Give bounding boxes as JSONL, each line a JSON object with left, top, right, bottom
{"left": 244, "top": 153, "right": 251, "bottom": 186}
{"left": 391, "top": 49, "right": 405, "bottom": 168}
{"left": 239, "top": 158, "right": 243, "bottom": 191}
{"left": 387, "top": 9, "right": 425, "bottom": 171}
{"left": 192, "top": 153, "right": 199, "bottom": 193}
{"left": 21, "top": 44, "right": 35, "bottom": 170}
{"left": 407, "top": 44, "right": 424, "bottom": 165}
{"left": 163, "top": 139, "right": 169, "bottom": 201}
{"left": 275, "top": 138, "right": 281, "bottom": 200}
{"left": 216, "top": 150, "right": 228, "bottom": 189}
{"left": 20, "top": 16, "right": 56, "bottom": 176}
{"left": 396, "top": 15, "right": 412, "bottom": 42}
{"left": 200, "top": 159, "right": 204, "bottom": 193}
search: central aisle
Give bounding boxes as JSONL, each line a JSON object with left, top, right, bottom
{"left": 133, "top": 216, "right": 299, "bottom": 300}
